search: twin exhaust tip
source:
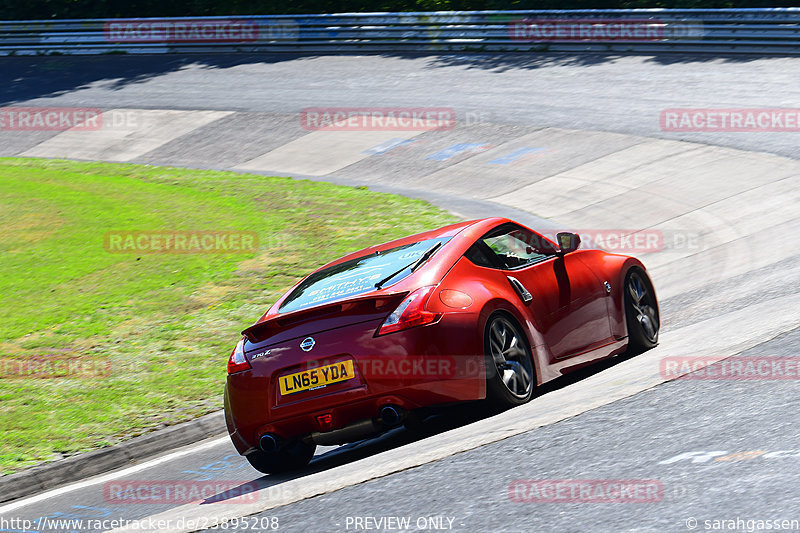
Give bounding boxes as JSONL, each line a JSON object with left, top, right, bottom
{"left": 259, "top": 433, "right": 279, "bottom": 452}
{"left": 379, "top": 405, "right": 404, "bottom": 427}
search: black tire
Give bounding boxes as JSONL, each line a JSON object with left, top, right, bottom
{"left": 484, "top": 313, "right": 535, "bottom": 407}
{"left": 245, "top": 439, "right": 316, "bottom": 474}
{"left": 624, "top": 268, "right": 660, "bottom": 354}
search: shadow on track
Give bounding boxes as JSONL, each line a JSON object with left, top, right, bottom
{"left": 1, "top": 52, "right": 766, "bottom": 107}
{"left": 199, "top": 346, "right": 645, "bottom": 505}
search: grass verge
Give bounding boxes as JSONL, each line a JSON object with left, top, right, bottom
{"left": 0, "top": 157, "right": 457, "bottom": 475}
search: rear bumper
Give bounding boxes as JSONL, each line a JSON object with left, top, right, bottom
{"left": 225, "top": 313, "right": 484, "bottom": 455}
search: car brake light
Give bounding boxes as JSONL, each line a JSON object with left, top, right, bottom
{"left": 227, "top": 338, "right": 251, "bottom": 374}
{"left": 377, "top": 286, "right": 440, "bottom": 336}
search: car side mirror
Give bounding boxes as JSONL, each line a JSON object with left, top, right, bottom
{"left": 556, "top": 232, "right": 581, "bottom": 255}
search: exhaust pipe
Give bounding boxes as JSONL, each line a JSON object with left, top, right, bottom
{"left": 259, "top": 433, "right": 279, "bottom": 452}
{"left": 379, "top": 405, "right": 405, "bottom": 428}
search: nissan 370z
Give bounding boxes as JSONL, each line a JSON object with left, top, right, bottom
{"left": 224, "top": 218, "right": 659, "bottom": 473}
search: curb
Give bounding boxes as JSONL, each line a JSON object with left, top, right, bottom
{"left": 0, "top": 410, "right": 226, "bottom": 504}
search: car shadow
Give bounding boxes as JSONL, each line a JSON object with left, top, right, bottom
{"left": 309, "top": 347, "right": 644, "bottom": 467}
{"left": 203, "top": 347, "right": 644, "bottom": 504}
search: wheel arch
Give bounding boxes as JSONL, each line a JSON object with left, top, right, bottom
{"left": 618, "top": 262, "right": 659, "bottom": 341}
{"left": 478, "top": 299, "right": 543, "bottom": 387}
{"left": 595, "top": 254, "right": 656, "bottom": 340}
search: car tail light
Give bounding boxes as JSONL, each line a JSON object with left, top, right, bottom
{"left": 227, "top": 338, "right": 251, "bottom": 374}
{"left": 377, "top": 286, "right": 440, "bottom": 336}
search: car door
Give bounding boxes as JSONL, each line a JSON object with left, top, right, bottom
{"left": 480, "top": 224, "right": 613, "bottom": 361}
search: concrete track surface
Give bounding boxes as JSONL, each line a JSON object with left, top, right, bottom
{"left": 0, "top": 53, "right": 798, "bottom": 533}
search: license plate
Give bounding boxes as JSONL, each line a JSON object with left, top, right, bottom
{"left": 279, "top": 360, "right": 355, "bottom": 396}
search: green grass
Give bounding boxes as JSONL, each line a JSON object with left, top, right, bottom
{"left": 0, "top": 157, "right": 457, "bottom": 475}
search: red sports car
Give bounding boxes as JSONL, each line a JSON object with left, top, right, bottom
{"left": 225, "top": 218, "right": 659, "bottom": 473}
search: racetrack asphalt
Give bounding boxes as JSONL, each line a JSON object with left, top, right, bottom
{"left": 0, "top": 52, "right": 798, "bottom": 533}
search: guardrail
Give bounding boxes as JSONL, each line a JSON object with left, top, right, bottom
{"left": 1, "top": 9, "right": 800, "bottom": 55}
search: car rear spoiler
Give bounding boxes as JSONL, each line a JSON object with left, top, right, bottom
{"left": 242, "top": 292, "right": 408, "bottom": 344}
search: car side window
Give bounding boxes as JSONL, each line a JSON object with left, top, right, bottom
{"left": 478, "top": 225, "right": 556, "bottom": 270}
{"left": 464, "top": 241, "right": 498, "bottom": 268}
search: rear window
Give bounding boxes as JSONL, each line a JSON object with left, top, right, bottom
{"left": 279, "top": 237, "right": 451, "bottom": 314}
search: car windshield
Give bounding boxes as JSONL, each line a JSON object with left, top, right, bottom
{"left": 279, "top": 237, "right": 451, "bottom": 314}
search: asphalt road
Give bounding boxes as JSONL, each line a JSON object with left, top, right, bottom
{"left": 3, "top": 53, "right": 800, "bottom": 159}
{"left": 0, "top": 52, "right": 798, "bottom": 533}
{"left": 252, "top": 326, "right": 800, "bottom": 533}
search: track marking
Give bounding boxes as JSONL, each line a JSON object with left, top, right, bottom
{"left": 0, "top": 436, "right": 229, "bottom": 514}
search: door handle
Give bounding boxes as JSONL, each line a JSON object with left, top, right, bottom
{"left": 507, "top": 276, "right": 533, "bottom": 303}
